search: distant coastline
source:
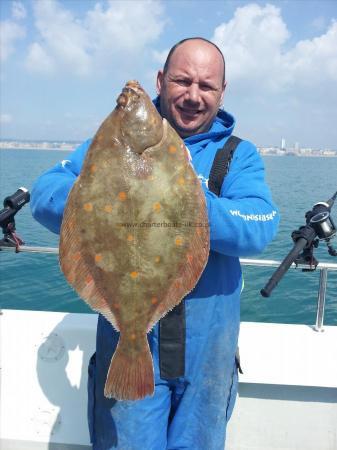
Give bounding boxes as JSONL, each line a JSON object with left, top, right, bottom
{"left": 258, "top": 147, "right": 337, "bottom": 157}
{"left": 0, "top": 140, "right": 81, "bottom": 152}
{"left": 0, "top": 139, "right": 336, "bottom": 157}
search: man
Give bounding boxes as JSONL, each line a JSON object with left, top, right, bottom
{"left": 31, "top": 37, "right": 279, "bottom": 450}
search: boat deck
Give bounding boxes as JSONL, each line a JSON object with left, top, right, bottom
{"left": 1, "top": 309, "right": 336, "bottom": 449}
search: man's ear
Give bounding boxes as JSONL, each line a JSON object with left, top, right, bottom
{"left": 220, "top": 80, "right": 227, "bottom": 105}
{"left": 156, "top": 70, "right": 164, "bottom": 95}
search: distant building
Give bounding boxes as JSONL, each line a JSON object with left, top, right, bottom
{"left": 322, "top": 150, "right": 336, "bottom": 157}
{"left": 281, "top": 138, "right": 286, "bottom": 150}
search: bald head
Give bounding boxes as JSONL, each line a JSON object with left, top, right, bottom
{"left": 163, "top": 37, "right": 225, "bottom": 85}
{"left": 156, "top": 37, "right": 227, "bottom": 137}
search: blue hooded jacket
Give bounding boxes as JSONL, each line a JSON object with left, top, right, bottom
{"left": 31, "top": 107, "right": 279, "bottom": 450}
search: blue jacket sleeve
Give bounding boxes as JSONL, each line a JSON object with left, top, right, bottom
{"left": 204, "top": 140, "right": 279, "bottom": 257}
{"left": 30, "top": 139, "right": 91, "bottom": 235}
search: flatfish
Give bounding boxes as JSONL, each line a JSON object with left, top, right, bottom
{"left": 59, "top": 80, "right": 209, "bottom": 400}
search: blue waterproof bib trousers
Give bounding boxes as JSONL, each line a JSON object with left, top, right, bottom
{"left": 88, "top": 265, "right": 241, "bottom": 450}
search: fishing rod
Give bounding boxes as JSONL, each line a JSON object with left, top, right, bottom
{"left": 261, "top": 191, "right": 337, "bottom": 297}
{"left": 0, "top": 187, "right": 30, "bottom": 251}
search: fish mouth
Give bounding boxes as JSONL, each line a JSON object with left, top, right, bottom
{"left": 117, "top": 80, "right": 144, "bottom": 108}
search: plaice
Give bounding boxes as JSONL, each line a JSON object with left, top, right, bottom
{"left": 59, "top": 80, "right": 210, "bottom": 401}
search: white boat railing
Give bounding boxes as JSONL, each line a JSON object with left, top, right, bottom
{"left": 1, "top": 244, "right": 337, "bottom": 332}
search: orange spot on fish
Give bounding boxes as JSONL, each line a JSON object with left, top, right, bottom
{"left": 177, "top": 177, "right": 185, "bottom": 185}
{"left": 175, "top": 236, "right": 183, "bottom": 246}
{"left": 174, "top": 280, "right": 182, "bottom": 288}
{"left": 168, "top": 145, "right": 177, "bottom": 154}
{"left": 151, "top": 297, "right": 158, "bottom": 305}
{"left": 83, "top": 203, "right": 93, "bottom": 212}
{"left": 147, "top": 175, "right": 155, "bottom": 181}
{"left": 90, "top": 164, "right": 97, "bottom": 173}
{"left": 153, "top": 202, "right": 161, "bottom": 212}
{"left": 85, "top": 275, "right": 93, "bottom": 284}
{"left": 127, "top": 234, "right": 134, "bottom": 242}
{"left": 68, "top": 274, "right": 75, "bottom": 284}
{"left": 95, "top": 254, "right": 102, "bottom": 263}
{"left": 130, "top": 333, "right": 137, "bottom": 341}
{"left": 104, "top": 204, "right": 113, "bottom": 213}
{"left": 130, "top": 271, "right": 139, "bottom": 279}
{"left": 118, "top": 191, "right": 127, "bottom": 201}
{"left": 155, "top": 256, "right": 161, "bottom": 263}
{"left": 73, "top": 252, "right": 81, "bottom": 261}
{"left": 187, "top": 253, "right": 193, "bottom": 263}
{"left": 113, "top": 303, "right": 120, "bottom": 310}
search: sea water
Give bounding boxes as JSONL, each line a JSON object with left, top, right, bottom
{"left": 0, "top": 148, "right": 336, "bottom": 325}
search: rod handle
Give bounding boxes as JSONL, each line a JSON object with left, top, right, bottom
{"left": 261, "top": 237, "right": 308, "bottom": 297}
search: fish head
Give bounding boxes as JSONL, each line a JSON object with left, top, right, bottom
{"left": 116, "top": 80, "right": 163, "bottom": 154}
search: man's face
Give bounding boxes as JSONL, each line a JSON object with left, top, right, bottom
{"left": 156, "top": 40, "right": 226, "bottom": 138}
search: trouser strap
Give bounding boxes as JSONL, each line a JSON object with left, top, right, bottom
{"left": 235, "top": 347, "right": 244, "bottom": 374}
{"left": 159, "top": 301, "right": 186, "bottom": 379}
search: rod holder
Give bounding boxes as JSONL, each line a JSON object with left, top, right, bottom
{"left": 313, "top": 268, "right": 328, "bottom": 332}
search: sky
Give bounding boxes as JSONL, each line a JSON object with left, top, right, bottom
{"left": 1, "top": 0, "right": 337, "bottom": 148}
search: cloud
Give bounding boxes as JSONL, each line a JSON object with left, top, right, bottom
{"left": 26, "top": 0, "right": 91, "bottom": 76}
{"left": 212, "top": 4, "right": 337, "bottom": 93}
{"left": 0, "top": 113, "right": 13, "bottom": 124}
{"left": 0, "top": 1, "right": 26, "bottom": 62}
{"left": 213, "top": 4, "right": 289, "bottom": 86}
{"left": 284, "top": 20, "right": 337, "bottom": 84}
{"left": 26, "top": 0, "right": 166, "bottom": 76}
{"left": 12, "top": 2, "right": 27, "bottom": 20}
{"left": 86, "top": 0, "right": 165, "bottom": 52}
{"left": 26, "top": 43, "right": 55, "bottom": 74}
{"left": 0, "top": 20, "right": 26, "bottom": 62}
{"left": 211, "top": 3, "right": 337, "bottom": 147}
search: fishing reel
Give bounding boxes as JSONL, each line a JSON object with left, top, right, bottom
{"left": 306, "top": 202, "right": 336, "bottom": 257}
{"left": 0, "top": 187, "right": 30, "bottom": 249}
{"left": 261, "top": 191, "right": 337, "bottom": 297}
{"left": 292, "top": 197, "right": 337, "bottom": 268}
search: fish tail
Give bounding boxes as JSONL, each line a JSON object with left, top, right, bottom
{"left": 104, "top": 333, "right": 154, "bottom": 401}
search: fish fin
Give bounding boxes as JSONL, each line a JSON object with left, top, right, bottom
{"left": 59, "top": 196, "right": 120, "bottom": 331}
{"left": 104, "top": 334, "right": 154, "bottom": 401}
{"left": 147, "top": 206, "right": 209, "bottom": 332}
{"left": 146, "top": 296, "right": 184, "bottom": 333}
